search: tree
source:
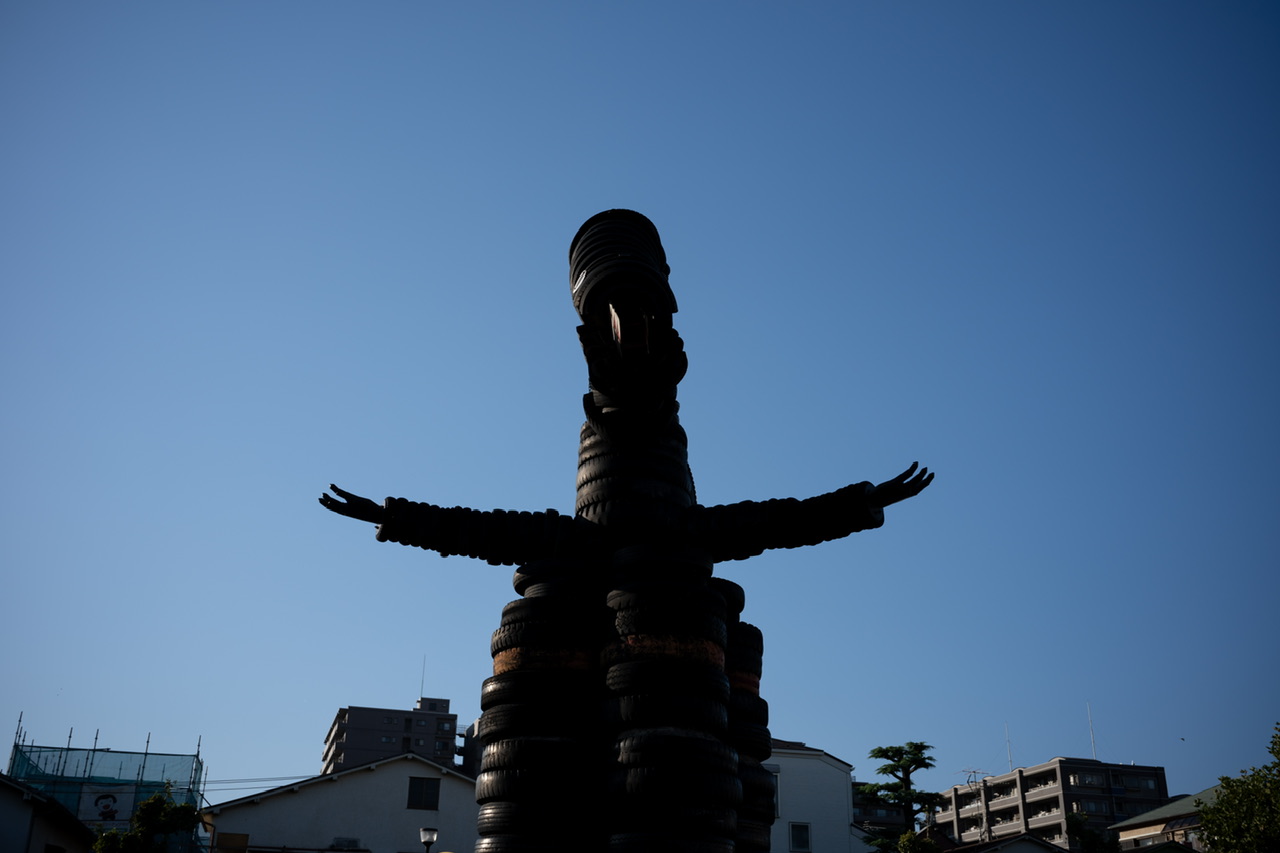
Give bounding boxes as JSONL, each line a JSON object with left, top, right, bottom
{"left": 1064, "top": 812, "right": 1119, "bottom": 853}
{"left": 858, "top": 741, "right": 941, "bottom": 833}
{"left": 93, "top": 786, "right": 202, "bottom": 853}
{"left": 894, "top": 831, "right": 940, "bottom": 853}
{"left": 1198, "top": 723, "right": 1280, "bottom": 853}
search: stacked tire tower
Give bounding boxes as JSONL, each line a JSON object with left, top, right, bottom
{"left": 473, "top": 555, "right": 611, "bottom": 853}
{"left": 574, "top": 211, "right": 774, "bottom": 853}
{"left": 329, "top": 210, "right": 931, "bottom": 852}
{"left": 472, "top": 210, "right": 777, "bottom": 853}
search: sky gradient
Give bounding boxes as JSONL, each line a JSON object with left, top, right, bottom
{"left": 2, "top": 2, "right": 1277, "bottom": 806}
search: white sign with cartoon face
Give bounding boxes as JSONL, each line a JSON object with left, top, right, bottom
{"left": 80, "top": 785, "right": 135, "bottom": 829}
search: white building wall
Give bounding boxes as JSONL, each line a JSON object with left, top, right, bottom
{"left": 205, "top": 756, "right": 477, "bottom": 853}
{"left": 769, "top": 745, "right": 873, "bottom": 853}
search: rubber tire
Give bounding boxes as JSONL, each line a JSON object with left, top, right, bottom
{"left": 606, "top": 694, "right": 728, "bottom": 732}
{"left": 609, "top": 835, "right": 733, "bottom": 853}
{"left": 606, "top": 583, "right": 727, "bottom": 618}
{"left": 475, "top": 767, "right": 585, "bottom": 804}
{"left": 739, "top": 757, "right": 777, "bottom": 814}
{"left": 736, "top": 819, "right": 774, "bottom": 850}
{"left": 606, "top": 659, "right": 729, "bottom": 701}
{"left": 615, "top": 727, "right": 738, "bottom": 773}
{"left": 728, "top": 621, "right": 764, "bottom": 653}
{"left": 477, "top": 801, "right": 603, "bottom": 838}
{"left": 481, "top": 670, "right": 599, "bottom": 710}
{"left": 727, "top": 720, "right": 773, "bottom": 761}
{"left": 610, "top": 765, "right": 743, "bottom": 805}
{"left": 708, "top": 577, "right": 745, "bottom": 617}
{"left": 476, "top": 703, "right": 588, "bottom": 742}
{"left": 490, "top": 622, "right": 599, "bottom": 656}
{"left": 481, "top": 736, "right": 599, "bottom": 771}
{"left": 727, "top": 689, "right": 769, "bottom": 725}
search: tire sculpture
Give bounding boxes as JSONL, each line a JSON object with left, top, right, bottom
{"left": 321, "top": 210, "right": 933, "bottom": 853}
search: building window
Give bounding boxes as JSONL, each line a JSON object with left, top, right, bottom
{"left": 437, "top": 721, "right": 453, "bottom": 733}
{"left": 407, "top": 776, "right": 440, "bottom": 810}
{"left": 1072, "top": 799, "right": 1110, "bottom": 815}
{"left": 435, "top": 740, "right": 448, "bottom": 752}
{"left": 789, "top": 823, "right": 811, "bottom": 852}
{"left": 381, "top": 736, "right": 397, "bottom": 743}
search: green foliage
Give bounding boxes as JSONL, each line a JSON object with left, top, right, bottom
{"left": 862, "top": 741, "right": 940, "bottom": 830}
{"left": 93, "top": 786, "right": 201, "bottom": 853}
{"left": 864, "top": 836, "right": 896, "bottom": 852}
{"left": 1198, "top": 723, "right": 1280, "bottom": 853}
{"left": 895, "top": 831, "right": 940, "bottom": 853}
{"left": 1064, "top": 812, "right": 1119, "bottom": 853}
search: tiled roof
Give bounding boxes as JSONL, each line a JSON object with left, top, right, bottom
{"left": 1109, "top": 784, "right": 1221, "bottom": 830}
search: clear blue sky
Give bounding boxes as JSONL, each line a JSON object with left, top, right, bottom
{"left": 3, "top": 2, "right": 1276, "bottom": 805}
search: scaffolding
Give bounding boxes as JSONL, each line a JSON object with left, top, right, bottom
{"left": 7, "top": 735, "right": 205, "bottom": 838}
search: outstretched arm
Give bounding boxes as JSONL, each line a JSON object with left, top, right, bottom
{"left": 686, "top": 462, "right": 933, "bottom": 563}
{"left": 320, "top": 485, "right": 601, "bottom": 566}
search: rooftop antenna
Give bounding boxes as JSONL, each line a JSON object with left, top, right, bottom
{"left": 12, "top": 711, "right": 22, "bottom": 747}
{"left": 1087, "top": 702, "right": 1098, "bottom": 760}
{"left": 1005, "top": 722, "right": 1013, "bottom": 772}
{"left": 420, "top": 654, "right": 427, "bottom": 699}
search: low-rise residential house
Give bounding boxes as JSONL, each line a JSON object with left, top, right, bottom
{"left": 769, "top": 738, "right": 877, "bottom": 853}
{"left": 0, "top": 774, "right": 97, "bottom": 853}
{"left": 1109, "top": 785, "right": 1218, "bottom": 851}
{"left": 202, "top": 753, "right": 477, "bottom": 853}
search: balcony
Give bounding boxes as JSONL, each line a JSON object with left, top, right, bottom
{"left": 991, "top": 821, "right": 1025, "bottom": 838}
{"left": 1027, "top": 809, "right": 1063, "bottom": 829}
{"left": 1023, "top": 781, "right": 1061, "bottom": 802}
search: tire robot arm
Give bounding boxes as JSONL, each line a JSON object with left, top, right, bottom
{"left": 320, "top": 484, "right": 602, "bottom": 566}
{"left": 685, "top": 462, "right": 933, "bottom": 563}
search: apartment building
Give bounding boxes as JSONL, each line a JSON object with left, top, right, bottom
{"left": 322, "top": 697, "right": 461, "bottom": 774}
{"left": 931, "top": 757, "right": 1168, "bottom": 849}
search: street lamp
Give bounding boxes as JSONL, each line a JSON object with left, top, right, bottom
{"left": 419, "top": 827, "right": 438, "bottom": 852}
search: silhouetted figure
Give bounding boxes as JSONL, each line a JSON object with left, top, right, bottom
{"left": 322, "top": 210, "right": 931, "bottom": 853}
